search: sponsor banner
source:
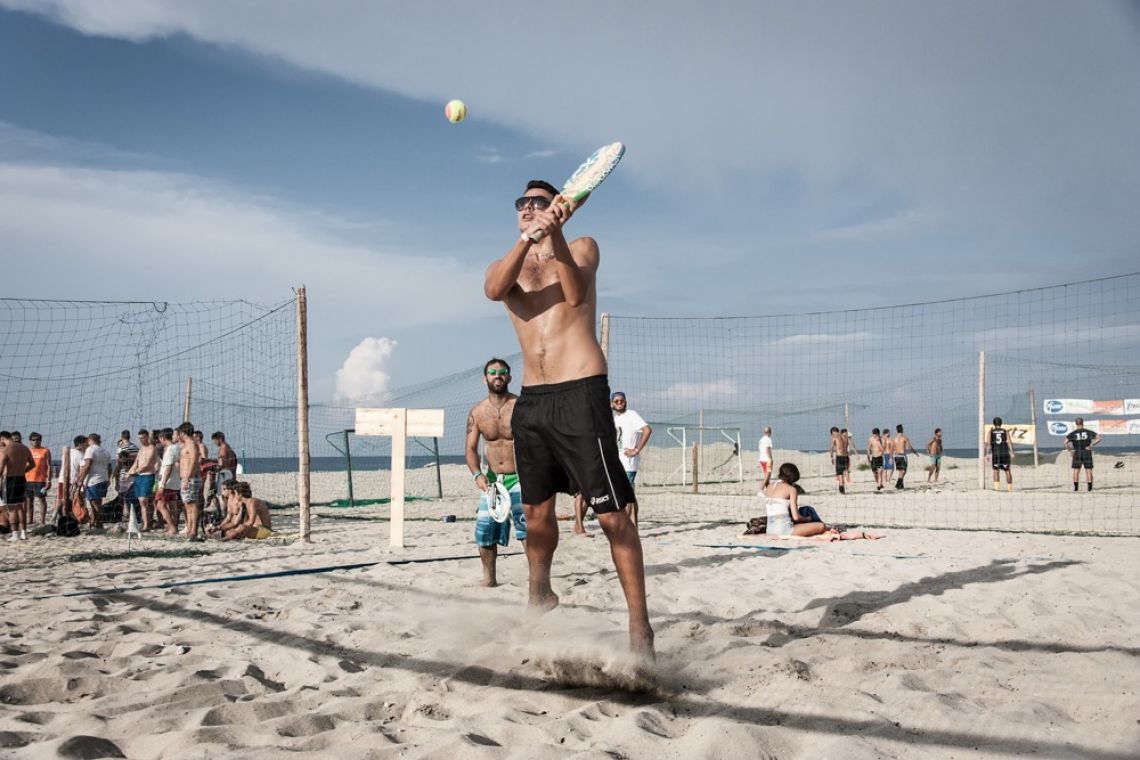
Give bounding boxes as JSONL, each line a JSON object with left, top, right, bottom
{"left": 1044, "top": 399, "right": 1136, "bottom": 416}
{"left": 1047, "top": 419, "right": 1140, "bottom": 436}
{"left": 983, "top": 423, "right": 1036, "bottom": 445}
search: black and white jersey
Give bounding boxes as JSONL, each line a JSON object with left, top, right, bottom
{"left": 989, "top": 428, "right": 1011, "bottom": 452}
{"left": 1066, "top": 428, "right": 1096, "bottom": 451}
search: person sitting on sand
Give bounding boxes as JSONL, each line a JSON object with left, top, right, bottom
{"left": 224, "top": 481, "right": 272, "bottom": 540}
{"left": 764, "top": 463, "right": 832, "bottom": 537}
{"left": 206, "top": 480, "right": 244, "bottom": 539}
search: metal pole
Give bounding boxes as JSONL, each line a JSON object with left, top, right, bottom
{"left": 344, "top": 429, "right": 355, "bottom": 508}
{"left": 432, "top": 437, "right": 443, "bottom": 499}
{"left": 296, "top": 287, "right": 311, "bottom": 542}
{"left": 1028, "top": 387, "right": 1039, "bottom": 468}
{"left": 978, "top": 351, "right": 986, "bottom": 491}
{"left": 844, "top": 401, "right": 850, "bottom": 432}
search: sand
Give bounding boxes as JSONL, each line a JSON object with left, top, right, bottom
{"left": 1, "top": 499, "right": 1138, "bottom": 759}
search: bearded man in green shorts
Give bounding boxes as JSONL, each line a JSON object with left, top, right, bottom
{"left": 465, "top": 357, "right": 527, "bottom": 587}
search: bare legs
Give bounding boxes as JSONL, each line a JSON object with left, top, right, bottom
{"left": 596, "top": 509, "right": 654, "bottom": 658}
{"left": 525, "top": 497, "right": 654, "bottom": 658}
{"left": 523, "top": 498, "right": 560, "bottom": 611}
{"left": 479, "top": 545, "right": 499, "bottom": 587}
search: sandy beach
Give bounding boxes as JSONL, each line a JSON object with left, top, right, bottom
{"left": 1, "top": 496, "right": 1138, "bottom": 758}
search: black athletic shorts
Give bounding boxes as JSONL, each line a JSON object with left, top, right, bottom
{"left": 835, "top": 456, "right": 849, "bottom": 475}
{"left": 870, "top": 456, "right": 883, "bottom": 472}
{"left": 895, "top": 455, "right": 908, "bottom": 472}
{"left": 2, "top": 477, "right": 27, "bottom": 506}
{"left": 512, "top": 375, "right": 634, "bottom": 514}
{"left": 1071, "top": 449, "right": 1093, "bottom": 470}
{"left": 992, "top": 449, "right": 1011, "bottom": 470}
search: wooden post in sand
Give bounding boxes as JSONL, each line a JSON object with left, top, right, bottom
{"left": 355, "top": 408, "right": 445, "bottom": 549}
{"left": 296, "top": 287, "right": 311, "bottom": 542}
{"left": 977, "top": 351, "right": 986, "bottom": 490}
{"left": 844, "top": 401, "right": 850, "bottom": 433}
{"left": 182, "top": 377, "right": 192, "bottom": 423}
{"left": 1028, "top": 387, "right": 1039, "bottom": 468}
{"left": 599, "top": 312, "right": 610, "bottom": 361}
{"left": 691, "top": 442, "right": 700, "bottom": 493}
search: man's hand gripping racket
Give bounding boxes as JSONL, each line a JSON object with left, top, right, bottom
{"left": 526, "top": 142, "right": 625, "bottom": 242}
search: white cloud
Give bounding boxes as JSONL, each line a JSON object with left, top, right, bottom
{"left": 4, "top": 0, "right": 1136, "bottom": 241}
{"left": 645, "top": 378, "right": 738, "bottom": 405}
{"left": 805, "top": 211, "right": 938, "bottom": 245}
{"left": 525, "top": 149, "right": 558, "bottom": 159}
{"left": 335, "top": 337, "right": 396, "bottom": 402}
{"left": 0, "top": 158, "right": 497, "bottom": 397}
{"left": 769, "top": 332, "right": 876, "bottom": 348}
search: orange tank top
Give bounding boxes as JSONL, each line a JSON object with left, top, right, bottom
{"left": 29, "top": 447, "right": 50, "bottom": 481}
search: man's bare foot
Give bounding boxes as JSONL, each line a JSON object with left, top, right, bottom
{"left": 572, "top": 525, "right": 594, "bottom": 538}
{"left": 630, "top": 622, "right": 655, "bottom": 661}
{"left": 528, "top": 591, "right": 559, "bottom": 613}
{"left": 481, "top": 578, "right": 499, "bottom": 588}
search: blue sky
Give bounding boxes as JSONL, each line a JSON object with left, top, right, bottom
{"left": 2, "top": 1, "right": 1138, "bottom": 402}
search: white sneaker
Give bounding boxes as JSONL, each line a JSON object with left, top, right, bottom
{"left": 18, "top": 531, "right": 27, "bottom": 540}
{"left": 7, "top": 533, "right": 16, "bottom": 542}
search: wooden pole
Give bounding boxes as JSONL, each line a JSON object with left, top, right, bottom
{"left": 978, "top": 351, "right": 986, "bottom": 491}
{"left": 1028, "top": 387, "right": 1039, "bottom": 468}
{"left": 599, "top": 312, "right": 610, "bottom": 361}
{"left": 390, "top": 409, "right": 407, "bottom": 548}
{"left": 844, "top": 401, "right": 850, "bottom": 432}
{"left": 296, "top": 286, "right": 311, "bottom": 542}
{"left": 182, "top": 377, "right": 192, "bottom": 423}
{"left": 691, "top": 442, "right": 700, "bottom": 494}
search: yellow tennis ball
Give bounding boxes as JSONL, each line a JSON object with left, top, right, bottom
{"left": 445, "top": 99, "right": 467, "bottom": 123}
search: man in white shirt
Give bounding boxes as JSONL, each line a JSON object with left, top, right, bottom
{"left": 75, "top": 433, "right": 112, "bottom": 530}
{"left": 156, "top": 428, "right": 183, "bottom": 536}
{"left": 758, "top": 426, "right": 774, "bottom": 493}
{"left": 611, "top": 392, "right": 651, "bottom": 525}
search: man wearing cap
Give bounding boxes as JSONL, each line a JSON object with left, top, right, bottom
{"left": 612, "top": 391, "right": 651, "bottom": 525}
{"left": 1065, "top": 417, "right": 1101, "bottom": 492}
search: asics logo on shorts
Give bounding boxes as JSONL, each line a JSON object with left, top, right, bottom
{"left": 590, "top": 494, "right": 611, "bottom": 506}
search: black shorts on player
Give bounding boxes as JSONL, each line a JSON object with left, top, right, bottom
{"left": 835, "top": 456, "right": 849, "bottom": 476}
{"left": 871, "top": 456, "right": 883, "bottom": 472}
{"left": 992, "top": 450, "right": 1011, "bottom": 470}
{"left": 895, "top": 455, "right": 908, "bottom": 472}
{"left": 1072, "top": 449, "right": 1093, "bottom": 470}
{"left": 512, "top": 375, "right": 634, "bottom": 514}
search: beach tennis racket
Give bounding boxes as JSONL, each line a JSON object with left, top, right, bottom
{"left": 486, "top": 481, "right": 512, "bottom": 523}
{"left": 527, "top": 141, "right": 625, "bottom": 242}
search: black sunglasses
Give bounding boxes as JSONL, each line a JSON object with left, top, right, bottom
{"left": 515, "top": 196, "right": 552, "bottom": 212}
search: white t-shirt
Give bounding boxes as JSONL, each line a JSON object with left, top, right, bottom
{"left": 160, "top": 443, "right": 181, "bottom": 492}
{"left": 614, "top": 409, "right": 649, "bottom": 472}
{"left": 758, "top": 434, "right": 774, "bottom": 464}
{"left": 68, "top": 448, "right": 85, "bottom": 483}
{"left": 82, "top": 444, "right": 112, "bottom": 486}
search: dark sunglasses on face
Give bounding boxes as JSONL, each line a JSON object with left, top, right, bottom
{"left": 486, "top": 368, "right": 510, "bottom": 376}
{"left": 515, "top": 196, "right": 552, "bottom": 212}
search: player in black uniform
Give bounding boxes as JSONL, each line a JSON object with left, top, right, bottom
{"left": 988, "top": 417, "right": 1014, "bottom": 492}
{"left": 1065, "top": 417, "right": 1101, "bottom": 492}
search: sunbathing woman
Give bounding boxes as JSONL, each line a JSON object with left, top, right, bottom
{"left": 764, "top": 463, "right": 831, "bottom": 537}
{"left": 766, "top": 464, "right": 880, "bottom": 540}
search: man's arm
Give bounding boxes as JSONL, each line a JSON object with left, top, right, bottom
{"left": 1090, "top": 432, "right": 1102, "bottom": 448}
{"left": 464, "top": 410, "right": 487, "bottom": 490}
{"left": 635, "top": 424, "right": 653, "bottom": 455}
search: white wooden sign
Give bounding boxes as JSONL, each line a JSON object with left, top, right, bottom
{"left": 353, "top": 408, "right": 445, "bottom": 548}
{"left": 356, "top": 408, "right": 445, "bottom": 437}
